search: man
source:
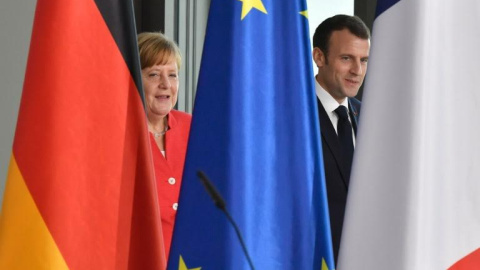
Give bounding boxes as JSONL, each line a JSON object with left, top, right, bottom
{"left": 312, "top": 14, "right": 370, "bottom": 263}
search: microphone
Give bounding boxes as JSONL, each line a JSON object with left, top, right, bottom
{"left": 196, "top": 171, "right": 226, "bottom": 210}
{"left": 196, "top": 171, "right": 256, "bottom": 270}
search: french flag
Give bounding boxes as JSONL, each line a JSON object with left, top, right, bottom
{"left": 339, "top": 0, "right": 480, "bottom": 269}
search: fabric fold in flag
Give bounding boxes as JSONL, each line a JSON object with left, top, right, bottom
{"left": 168, "top": 0, "right": 335, "bottom": 269}
{"left": 0, "top": 0, "right": 166, "bottom": 269}
{"left": 338, "top": 0, "right": 480, "bottom": 269}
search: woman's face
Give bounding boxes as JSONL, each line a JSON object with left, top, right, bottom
{"left": 142, "top": 59, "right": 179, "bottom": 118}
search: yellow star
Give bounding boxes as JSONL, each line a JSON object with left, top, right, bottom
{"left": 238, "top": 0, "right": 267, "bottom": 20}
{"left": 299, "top": 10, "right": 308, "bottom": 18}
{"left": 178, "top": 255, "right": 201, "bottom": 270}
{"left": 321, "top": 258, "right": 331, "bottom": 270}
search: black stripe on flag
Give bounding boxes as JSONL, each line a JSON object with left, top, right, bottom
{"left": 94, "top": 0, "right": 145, "bottom": 103}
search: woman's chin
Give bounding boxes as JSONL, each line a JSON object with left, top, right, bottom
{"left": 148, "top": 107, "right": 171, "bottom": 118}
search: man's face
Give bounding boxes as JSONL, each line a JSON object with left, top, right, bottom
{"left": 313, "top": 29, "right": 370, "bottom": 103}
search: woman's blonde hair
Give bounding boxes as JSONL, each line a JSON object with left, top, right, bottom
{"left": 137, "top": 32, "right": 182, "bottom": 70}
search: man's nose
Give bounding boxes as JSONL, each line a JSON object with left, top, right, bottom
{"left": 350, "top": 60, "right": 364, "bottom": 75}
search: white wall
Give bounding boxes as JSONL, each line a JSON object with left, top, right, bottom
{"left": 0, "top": 1, "right": 36, "bottom": 202}
{"left": 307, "top": 0, "right": 354, "bottom": 37}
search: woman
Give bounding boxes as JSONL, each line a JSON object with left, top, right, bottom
{"left": 138, "top": 32, "right": 191, "bottom": 258}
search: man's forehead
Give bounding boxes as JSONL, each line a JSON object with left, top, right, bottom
{"left": 329, "top": 30, "right": 370, "bottom": 51}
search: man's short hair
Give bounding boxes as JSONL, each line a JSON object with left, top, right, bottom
{"left": 313, "top": 15, "right": 370, "bottom": 59}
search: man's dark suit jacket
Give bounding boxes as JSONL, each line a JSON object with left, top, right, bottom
{"left": 317, "top": 97, "right": 360, "bottom": 263}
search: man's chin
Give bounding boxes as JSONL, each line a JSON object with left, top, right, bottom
{"left": 345, "top": 89, "right": 360, "bottom": 98}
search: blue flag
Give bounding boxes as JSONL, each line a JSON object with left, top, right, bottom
{"left": 168, "top": 0, "right": 334, "bottom": 269}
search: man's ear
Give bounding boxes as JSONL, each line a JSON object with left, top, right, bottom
{"left": 312, "top": 47, "right": 326, "bottom": 68}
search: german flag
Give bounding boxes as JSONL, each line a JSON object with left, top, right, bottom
{"left": 0, "top": 0, "right": 166, "bottom": 269}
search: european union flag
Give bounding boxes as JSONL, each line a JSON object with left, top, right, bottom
{"left": 168, "top": 0, "right": 335, "bottom": 269}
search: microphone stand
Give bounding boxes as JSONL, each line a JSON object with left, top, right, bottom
{"left": 196, "top": 171, "right": 256, "bottom": 270}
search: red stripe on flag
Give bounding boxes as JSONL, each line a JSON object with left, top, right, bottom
{"left": 449, "top": 248, "right": 480, "bottom": 270}
{"left": 12, "top": 0, "right": 165, "bottom": 269}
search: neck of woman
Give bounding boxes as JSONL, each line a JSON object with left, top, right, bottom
{"left": 148, "top": 115, "right": 168, "bottom": 138}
